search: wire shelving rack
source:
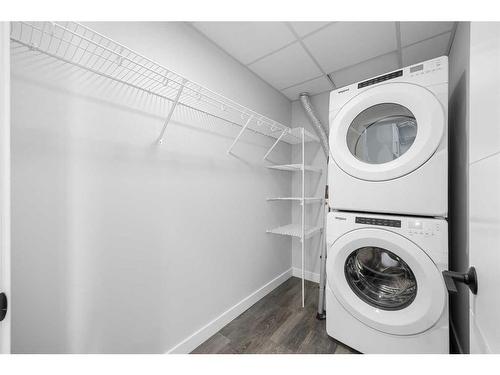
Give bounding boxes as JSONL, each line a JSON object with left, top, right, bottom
{"left": 9, "top": 21, "right": 305, "bottom": 152}
{"left": 265, "top": 127, "right": 323, "bottom": 307}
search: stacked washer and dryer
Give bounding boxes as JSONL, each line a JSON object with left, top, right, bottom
{"left": 325, "top": 56, "right": 449, "bottom": 353}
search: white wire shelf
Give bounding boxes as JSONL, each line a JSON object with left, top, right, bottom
{"left": 266, "top": 197, "right": 323, "bottom": 204}
{"left": 284, "top": 128, "right": 320, "bottom": 144}
{"left": 266, "top": 224, "right": 323, "bottom": 240}
{"left": 9, "top": 21, "right": 304, "bottom": 147}
{"left": 266, "top": 164, "right": 323, "bottom": 173}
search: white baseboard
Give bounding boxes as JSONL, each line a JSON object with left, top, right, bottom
{"left": 166, "top": 268, "right": 293, "bottom": 354}
{"left": 292, "top": 267, "right": 320, "bottom": 283}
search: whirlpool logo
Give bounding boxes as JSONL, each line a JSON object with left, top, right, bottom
{"left": 334, "top": 216, "right": 347, "bottom": 221}
{"left": 338, "top": 88, "right": 349, "bottom": 94}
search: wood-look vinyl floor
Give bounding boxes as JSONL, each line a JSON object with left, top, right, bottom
{"left": 192, "top": 277, "right": 357, "bottom": 354}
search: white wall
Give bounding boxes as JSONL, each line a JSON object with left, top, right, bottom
{"left": 11, "top": 22, "right": 293, "bottom": 353}
{"left": 448, "top": 21, "right": 470, "bottom": 354}
{"left": 468, "top": 22, "right": 500, "bottom": 353}
{"left": 290, "top": 93, "right": 329, "bottom": 281}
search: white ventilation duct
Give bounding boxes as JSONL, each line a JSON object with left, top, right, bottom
{"left": 299, "top": 92, "right": 329, "bottom": 158}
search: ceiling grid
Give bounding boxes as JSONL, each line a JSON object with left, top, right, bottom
{"left": 192, "top": 21, "right": 457, "bottom": 100}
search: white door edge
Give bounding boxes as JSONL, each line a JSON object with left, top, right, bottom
{"left": 0, "top": 21, "right": 11, "bottom": 354}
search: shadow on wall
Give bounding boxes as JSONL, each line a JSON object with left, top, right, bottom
{"left": 10, "top": 48, "right": 276, "bottom": 154}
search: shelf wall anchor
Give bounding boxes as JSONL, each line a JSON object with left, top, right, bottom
{"left": 157, "top": 78, "right": 187, "bottom": 145}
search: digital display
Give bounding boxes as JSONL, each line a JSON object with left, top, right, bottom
{"left": 408, "top": 221, "right": 424, "bottom": 230}
{"left": 410, "top": 64, "right": 424, "bottom": 73}
{"left": 355, "top": 217, "right": 401, "bottom": 228}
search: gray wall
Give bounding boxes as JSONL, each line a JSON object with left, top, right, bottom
{"left": 11, "top": 22, "right": 293, "bottom": 353}
{"left": 448, "top": 21, "right": 470, "bottom": 354}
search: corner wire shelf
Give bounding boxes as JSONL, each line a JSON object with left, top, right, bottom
{"left": 9, "top": 21, "right": 304, "bottom": 155}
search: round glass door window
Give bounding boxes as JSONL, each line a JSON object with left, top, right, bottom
{"left": 344, "top": 246, "right": 417, "bottom": 310}
{"left": 346, "top": 103, "right": 417, "bottom": 164}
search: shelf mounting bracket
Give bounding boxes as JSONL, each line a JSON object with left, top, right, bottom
{"left": 263, "top": 128, "right": 288, "bottom": 161}
{"left": 157, "top": 78, "right": 187, "bottom": 145}
{"left": 227, "top": 115, "right": 254, "bottom": 155}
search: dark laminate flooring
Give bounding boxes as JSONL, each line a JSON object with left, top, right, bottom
{"left": 192, "top": 277, "right": 356, "bottom": 354}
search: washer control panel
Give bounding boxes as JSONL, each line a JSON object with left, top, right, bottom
{"left": 407, "top": 219, "right": 441, "bottom": 237}
{"left": 355, "top": 216, "right": 401, "bottom": 228}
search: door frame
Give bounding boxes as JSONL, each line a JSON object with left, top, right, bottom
{"left": 0, "top": 21, "right": 11, "bottom": 354}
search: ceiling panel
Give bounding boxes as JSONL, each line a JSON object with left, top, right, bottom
{"left": 400, "top": 22, "right": 455, "bottom": 47}
{"left": 192, "top": 22, "right": 295, "bottom": 64}
{"left": 402, "top": 32, "right": 451, "bottom": 67}
{"left": 303, "top": 22, "right": 398, "bottom": 73}
{"left": 331, "top": 52, "right": 400, "bottom": 89}
{"left": 248, "top": 42, "right": 322, "bottom": 90}
{"left": 288, "top": 22, "right": 332, "bottom": 37}
{"left": 281, "top": 76, "right": 333, "bottom": 100}
{"left": 192, "top": 21, "right": 457, "bottom": 102}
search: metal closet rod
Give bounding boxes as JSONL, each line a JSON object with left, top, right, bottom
{"left": 10, "top": 21, "right": 297, "bottom": 144}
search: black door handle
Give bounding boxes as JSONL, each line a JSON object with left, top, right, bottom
{"left": 442, "top": 267, "right": 478, "bottom": 295}
{"left": 0, "top": 292, "right": 7, "bottom": 322}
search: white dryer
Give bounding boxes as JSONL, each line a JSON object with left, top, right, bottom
{"left": 326, "top": 211, "right": 449, "bottom": 354}
{"left": 328, "top": 56, "right": 448, "bottom": 217}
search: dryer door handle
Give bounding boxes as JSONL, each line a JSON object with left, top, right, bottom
{"left": 442, "top": 267, "right": 478, "bottom": 295}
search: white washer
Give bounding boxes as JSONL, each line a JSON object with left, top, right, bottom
{"left": 328, "top": 56, "right": 448, "bottom": 217}
{"left": 326, "top": 211, "right": 449, "bottom": 354}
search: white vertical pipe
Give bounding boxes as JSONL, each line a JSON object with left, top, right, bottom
{"left": 0, "top": 22, "right": 11, "bottom": 354}
{"left": 301, "top": 128, "right": 305, "bottom": 308}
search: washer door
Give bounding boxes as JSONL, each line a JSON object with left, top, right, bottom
{"left": 327, "top": 228, "right": 446, "bottom": 336}
{"left": 330, "top": 83, "right": 445, "bottom": 181}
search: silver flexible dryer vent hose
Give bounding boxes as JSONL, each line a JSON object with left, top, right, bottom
{"left": 299, "top": 93, "right": 329, "bottom": 158}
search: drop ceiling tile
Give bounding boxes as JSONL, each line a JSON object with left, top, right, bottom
{"left": 248, "top": 42, "right": 323, "bottom": 90}
{"left": 330, "top": 52, "right": 400, "bottom": 89}
{"left": 281, "top": 76, "right": 333, "bottom": 100}
{"left": 192, "top": 22, "right": 295, "bottom": 64}
{"left": 303, "top": 22, "right": 398, "bottom": 73}
{"left": 400, "top": 22, "right": 455, "bottom": 46}
{"left": 402, "top": 32, "right": 451, "bottom": 67}
{"left": 288, "top": 22, "right": 331, "bottom": 37}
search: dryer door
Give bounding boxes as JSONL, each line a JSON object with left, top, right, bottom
{"left": 327, "top": 228, "right": 446, "bottom": 336}
{"left": 330, "top": 82, "right": 445, "bottom": 181}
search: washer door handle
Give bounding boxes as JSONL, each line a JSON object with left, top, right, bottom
{"left": 442, "top": 267, "right": 478, "bottom": 295}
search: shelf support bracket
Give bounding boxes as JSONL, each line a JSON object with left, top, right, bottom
{"left": 263, "top": 128, "right": 288, "bottom": 161}
{"left": 157, "top": 78, "right": 186, "bottom": 145}
{"left": 227, "top": 115, "right": 253, "bottom": 155}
